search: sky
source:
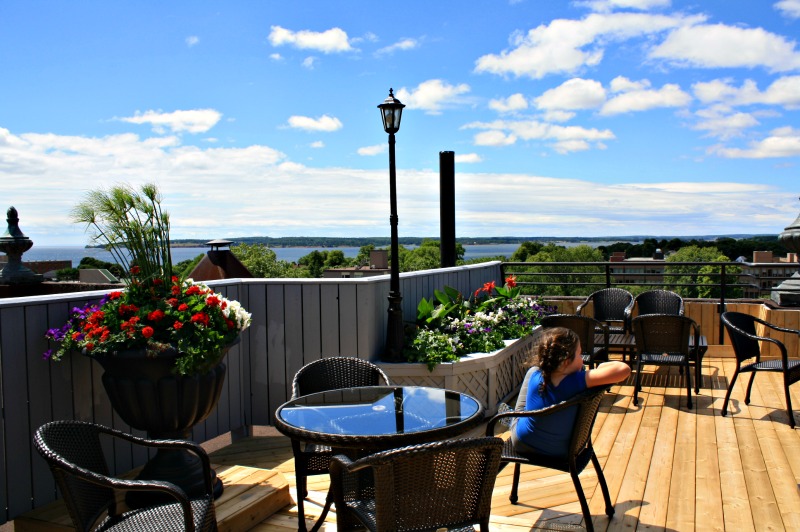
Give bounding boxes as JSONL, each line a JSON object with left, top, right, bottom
{"left": 1, "top": 0, "right": 800, "bottom": 247}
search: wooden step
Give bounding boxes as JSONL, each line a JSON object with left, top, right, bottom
{"left": 13, "top": 464, "right": 291, "bottom": 532}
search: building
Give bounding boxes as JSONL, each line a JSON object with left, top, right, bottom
{"left": 323, "top": 250, "right": 391, "bottom": 279}
{"left": 740, "top": 251, "right": 799, "bottom": 298}
{"left": 608, "top": 250, "right": 666, "bottom": 285}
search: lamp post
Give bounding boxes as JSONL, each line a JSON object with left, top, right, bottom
{"left": 378, "top": 88, "right": 406, "bottom": 361}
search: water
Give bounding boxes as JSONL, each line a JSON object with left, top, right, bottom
{"left": 15, "top": 241, "right": 636, "bottom": 267}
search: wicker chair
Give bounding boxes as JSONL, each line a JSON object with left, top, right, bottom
{"left": 624, "top": 289, "right": 684, "bottom": 331}
{"left": 540, "top": 314, "right": 608, "bottom": 368}
{"left": 576, "top": 288, "right": 634, "bottom": 361}
{"left": 721, "top": 311, "right": 800, "bottom": 428}
{"left": 329, "top": 437, "right": 503, "bottom": 532}
{"left": 290, "top": 357, "right": 390, "bottom": 531}
{"left": 631, "top": 314, "right": 700, "bottom": 409}
{"left": 33, "top": 420, "right": 217, "bottom": 532}
{"left": 486, "top": 386, "right": 614, "bottom": 532}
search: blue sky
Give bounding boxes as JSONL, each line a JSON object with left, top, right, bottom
{"left": 1, "top": 0, "right": 800, "bottom": 246}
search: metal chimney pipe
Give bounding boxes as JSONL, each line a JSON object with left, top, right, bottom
{"left": 439, "top": 151, "right": 456, "bottom": 268}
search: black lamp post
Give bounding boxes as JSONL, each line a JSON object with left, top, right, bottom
{"left": 378, "top": 88, "right": 406, "bottom": 362}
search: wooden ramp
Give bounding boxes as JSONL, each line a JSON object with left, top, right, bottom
{"left": 13, "top": 464, "right": 291, "bottom": 532}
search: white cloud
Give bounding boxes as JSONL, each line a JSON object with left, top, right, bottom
{"left": 541, "top": 110, "right": 576, "bottom": 122}
{"left": 302, "top": 56, "right": 317, "bottom": 69}
{"left": 464, "top": 118, "right": 615, "bottom": 152}
{"left": 651, "top": 23, "right": 800, "bottom": 72}
{"left": 376, "top": 38, "right": 420, "bottom": 55}
{"left": 576, "top": 0, "right": 671, "bottom": 12}
{"left": 710, "top": 127, "right": 800, "bottom": 158}
{"left": 310, "top": 141, "right": 325, "bottom": 148}
{"left": 186, "top": 36, "right": 199, "bottom": 47}
{"left": 489, "top": 93, "right": 529, "bottom": 113}
{"left": 473, "top": 130, "right": 517, "bottom": 146}
{"left": 118, "top": 109, "right": 222, "bottom": 134}
{"left": 534, "top": 78, "right": 606, "bottom": 110}
{"left": 692, "top": 107, "right": 760, "bottom": 140}
{"left": 600, "top": 78, "right": 691, "bottom": 114}
{"left": 454, "top": 153, "right": 483, "bottom": 163}
{"left": 286, "top": 115, "right": 343, "bottom": 132}
{"left": 270, "top": 53, "right": 283, "bottom": 61}
{"left": 395, "top": 79, "right": 471, "bottom": 114}
{"left": 775, "top": 0, "right": 800, "bottom": 18}
{"left": 357, "top": 144, "right": 386, "bottom": 156}
{"left": 693, "top": 76, "right": 800, "bottom": 109}
{"left": 268, "top": 25, "right": 354, "bottom": 53}
{"left": 474, "top": 12, "right": 703, "bottom": 79}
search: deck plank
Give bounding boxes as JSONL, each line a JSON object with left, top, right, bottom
{"left": 14, "top": 358, "right": 800, "bottom": 532}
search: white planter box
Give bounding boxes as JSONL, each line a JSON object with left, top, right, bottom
{"left": 377, "top": 326, "right": 543, "bottom": 417}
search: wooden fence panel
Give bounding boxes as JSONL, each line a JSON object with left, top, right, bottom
{"left": 302, "top": 284, "right": 322, "bottom": 364}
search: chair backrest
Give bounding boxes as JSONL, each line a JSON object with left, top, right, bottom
{"left": 721, "top": 311, "right": 765, "bottom": 363}
{"left": 634, "top": 290, "right": 684, "bottom": 317}
{"left": 33, "top": 421, "right": 114, "bottom": 532}
{"left": 291, "top": 356, "right": 390, "bottom": 399}
{"left": 631, "top": 314, "right": 696, "bottom": 355}
{"left": 584, "top": 288, "right": 633, "bottom": 322}
{"left": 565, "top": 386, "right": 609, "bottom": 460}
{"left": 540, "top": 314, "right": 599, "bottom": 354}
{"left": 336, "top": 437, "right": 503, "bottom": 531}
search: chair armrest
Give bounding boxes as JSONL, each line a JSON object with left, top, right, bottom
{"left": 575, "top": 298, "right": 589, "bottom": 315}
{"left": 93, "top": 425, "right": 215, "bottom": 493}
{"left": 485, "top": 386, "right": 609, "bottom": 436}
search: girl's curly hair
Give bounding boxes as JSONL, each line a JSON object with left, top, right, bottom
{"left": 528, "top": 327, "right": 580, "bottom": 396}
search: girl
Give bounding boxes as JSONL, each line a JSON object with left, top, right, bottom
{"left": 512, "top": 327, "right": 630, "bottom": 456}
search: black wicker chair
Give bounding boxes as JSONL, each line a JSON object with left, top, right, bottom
{"left": 540, "top": 314, "right": 609, "bottom": 368}
{"left": 577, "top": 288, "right": 634, "bottom": 361}
{"left": 486, "top": 386, "right": 614, "bottom": 532}
{"left": 631, "top": 314, "right": 700, "bottom": 409}
{"left": 329, "top": 437, "right": 503, "bottom": 532}
{"left": 290, "top": 356, "right": 390, "bottom": 531}
{"left": 33, "top": 420, "right": 217, "bottom": 532}
{"left": 624, "top": 289, "right": 684, "bottom": 331}
{"left": 721, "top": 311, "right": 800, "bottom": 428}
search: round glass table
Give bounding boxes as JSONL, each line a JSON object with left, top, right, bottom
{"left": 275, "top": 385, "right": 485, "bottom": 451}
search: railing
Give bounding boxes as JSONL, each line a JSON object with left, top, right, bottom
{"left": 501, "top": 260, "right": 800, "bottom": 343}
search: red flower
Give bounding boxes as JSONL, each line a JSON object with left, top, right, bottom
{"left": 171, "top": 285, "right": 181, "bottom": 296}
{"left": 482, "top": 281, "right": 496, "bottom": 293}
{"left": 147, "top": 309, "right": 165, "bottom": 322}
{"left": 191, "top": 312, "right": 210, "bottom": 326}
{"left": 474, "top": 288, "right": 482, "bottom": 298}
{"left": 153, "top": 278, "right": 163, "bottom": 286}
{"left": 173, "top": 321, "right": 184, "bottom": 330}
{"left": 178, "top": 303, "right": 189, "bottom": 312}
{"left": 141, "top": 326, "right": 154, "bottom": 338}
{"left": 225, "top": 319, "right": 235, "bottom": 330}
{"left": 206, "top": 296, "right": 220, "bottom": 307}
{"left": 171, "top": 276, "right": 179, "bottom": 283}
{"left": 108, "top": 291, "right": 123, "bottom": 300}
{"left": 505, "top": 276, "right": 517, "bottom": 288}
{"left": 167, "top": 298, "right": 178, "bottom": 307}
{"left": 186, "top": 285, "right": 202, "bottom": 296}
{"left": 85, "top": 342, "right": 95, "bottom": 352}
{"left": 130, "top": 266, "right": 141, "bottom": 275}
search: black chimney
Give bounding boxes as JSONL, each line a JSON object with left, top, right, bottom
{"left": 439, "top": 151, "right": 456, "bottom": 267}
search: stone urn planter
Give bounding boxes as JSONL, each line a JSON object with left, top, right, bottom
{"left": 96, "top": 345, "right": 233, "bottom": 506}
{"left": 377, "top": 326, "right": 543, "bottom": 417}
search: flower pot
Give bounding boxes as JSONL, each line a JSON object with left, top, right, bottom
{"left": 95, "top": 345, "right": 231, "bottom": 506}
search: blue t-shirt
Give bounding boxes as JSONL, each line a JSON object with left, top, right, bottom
{"left": 512, "top": 367, "right": 587, "bottom": 456}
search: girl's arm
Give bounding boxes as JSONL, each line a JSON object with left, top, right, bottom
{"left": 585, "top": 361, "right": 631, "bottom": 387}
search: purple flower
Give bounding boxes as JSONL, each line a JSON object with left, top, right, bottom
{"left": 42, "top": 349, "right": 53, "bottom": 361}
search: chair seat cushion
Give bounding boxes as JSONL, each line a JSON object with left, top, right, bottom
{"left": 501, "top": 437, "right": 593, "bottom": 474}
{"left": 744, "top": 358, "right": 800, "bottom": 380}
{"left": 639, "top": 352, "right": 688, "bottom": 365}
{"left": 97, "top": 498, "right": 216, "bottom": 531}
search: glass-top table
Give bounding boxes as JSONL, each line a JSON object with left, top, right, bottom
{"left": 275, "top": 386, "right": 485, "bottom": 451}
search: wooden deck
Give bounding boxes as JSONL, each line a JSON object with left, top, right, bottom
{"left": 12, "top": 356, "right": 800, "bottom": 531}
{"left": 207, "top": 356, "right": 800, "bottom": 531}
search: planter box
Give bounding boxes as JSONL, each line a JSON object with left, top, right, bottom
{"left": 377, "top": 326, "right": 543, "bottom": 417}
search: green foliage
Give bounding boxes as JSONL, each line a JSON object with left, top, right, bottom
{"left": 72, "top": 183, "right": 173, "bottom": 283}
{"left": 513, "top": 244, "right": 605, "bottom": 297}
{"left": 405, "top": 277, "right": 555, "bottom": 370}
{"left": 56, "top": 267, "right": 79, "bottom": 281}
{"left": 175, "top": 253, "right": 204, "bottom": 278}
{"left": 665, "top": 246, "right": 742, "bottom": 298}
{"left": 510, "top": 241, "right": 544, "bottom": 262}
{"left": 396, "top": 240, "right": 466, "bottom": 272}
{"left": 232, "top": 243, "right": 309, "bottom": 278}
